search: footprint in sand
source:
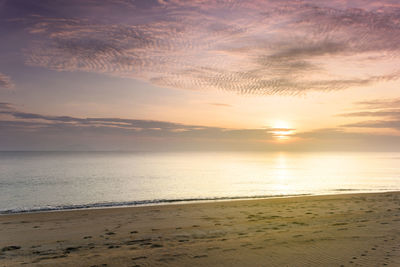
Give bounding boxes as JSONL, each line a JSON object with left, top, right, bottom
{"left": 222, "top": 248, "right": 236, "bottom": 252}
{"left": 105, "top": 231, "right": 115, "bottom": 236}
{"left": 207, "top": 246, "right": 220, "bottom": 250}
{"left": 132, "top": 256, "right": 147, "bottom": 260}
{"left": 193, "top": 255, "right": 208, "bottom": 258}
{"left": 2, "top": 245, "right": 21, "bottom": 251}
{"left": 64, "top": 246, "right": 81, "bottom": 253}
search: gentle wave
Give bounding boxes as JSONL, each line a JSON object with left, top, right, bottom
{"left": 0, "top": 194, "right": 311, "bottom": 214}
{"left": 1, "top": 189, "right": 392, "bottom": 215}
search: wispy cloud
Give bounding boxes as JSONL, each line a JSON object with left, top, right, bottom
{"left": 0, "top": 73, "right": 14, "bottom": 89}
{"left": 339, "top": 110, "right": 400, "bottom": 118}
{"left": 0, "top": 105, "right": 281, "bottom": 140}
{"left": 340, "top": 98, "right": 400, "bottom": 130}
{"left": 343, "top": 120, "right": 400, "bottom": 130}
{"left": 355, "top": 98, "right": 400, "bottom": 109}
{"left": 0, "top": 102, "right": 14, "bottom": 110}
{"left": 339, "top": 98, "right": 400, "bottom": 118}
{"left": 8, "top": 0, "right": 399, "bottom": 95}
{"left": 208, "top": 103, "right": 232, "bottom": 107}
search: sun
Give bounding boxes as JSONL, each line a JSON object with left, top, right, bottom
{"left": 271, "top": 120, "right": 294, "bottom": 140}
{"left": 272, "top": 120, "right": 290, "bottom": 129}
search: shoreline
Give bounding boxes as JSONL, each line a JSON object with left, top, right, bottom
{"left": 1, "top": 191, "right": 399, "bottom": 266}
{"left": 1, "top": 189, "right": 398, "bottom": 216}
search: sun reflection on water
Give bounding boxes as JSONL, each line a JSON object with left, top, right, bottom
{"left": 271, "top": 153, "right": 295, "bottom": 195}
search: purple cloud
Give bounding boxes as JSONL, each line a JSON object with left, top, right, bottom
{"left": 5, "top": 0, "right": 398, "bottom": 94}
{"left": 0, "top": 106, "right": 284, "bottom": 140}
{"left": 0, "top": 73, "right": 13, "bottom": 89}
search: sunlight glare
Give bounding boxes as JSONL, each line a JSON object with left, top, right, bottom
{"left": 271, "top": 120, "right": 294, "bottom": 141}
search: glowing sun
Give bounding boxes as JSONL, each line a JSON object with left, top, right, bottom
{"left": 271, "top": 120, "right": 294, "bottom": 140}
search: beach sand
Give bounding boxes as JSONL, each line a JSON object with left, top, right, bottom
{"left": 1, "top": 192, "right": 399, "bottom": 266}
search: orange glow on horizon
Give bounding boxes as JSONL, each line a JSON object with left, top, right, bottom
{"left": 271, "top": 120, "right": 295, "bottom": 141}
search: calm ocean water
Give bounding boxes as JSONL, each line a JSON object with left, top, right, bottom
{"left": 0, "top": 151, "right": 399, "bottom": 214}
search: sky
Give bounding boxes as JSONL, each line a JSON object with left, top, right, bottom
{"left": 1, "top": 0, "right": 400, "bottom": 151}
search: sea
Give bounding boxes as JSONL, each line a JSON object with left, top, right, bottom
{"left": 0, "top": 151, "right": 399, "bottom": 214}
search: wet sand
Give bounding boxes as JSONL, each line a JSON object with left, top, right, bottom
{"left": 1, "top": 192, "right": 400, "bottom": 266}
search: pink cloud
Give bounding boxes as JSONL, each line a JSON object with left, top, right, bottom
{"left": 0, "top": 73, "right": 14, "bottom": 89}
{"left": 22, "top": 0, "right": 400, "bottom": 94}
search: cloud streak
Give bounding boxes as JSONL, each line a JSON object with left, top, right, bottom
{"left": 0, "top": 102, "right": 14, "bottom": 110}
{"left": 0, "top": 73, "right": 13, "bottom": 89}
{"left": 343, "top": 120, "right": 400, "bottom": 130}
{"left": 208, "top": 103, "right": 232, "bottom": 107}
{"left": 340, "top": 110, "right": 400, "bottom": 118}
{"left": 0, "top": 104, "right": 283, "bottom": 140}
{"left": 6, "top": 0, "right": 398, "bottom": 95}
{"left": 355, "top": 98, "right": 400, "bottom": 109}
{"left": 339, "top": 98, "right": 400, "bottom": 130}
